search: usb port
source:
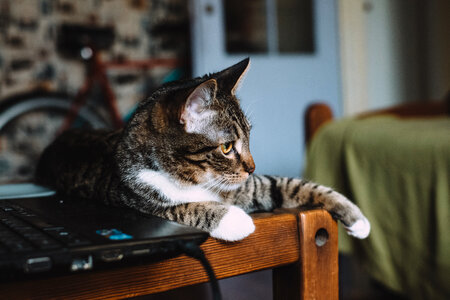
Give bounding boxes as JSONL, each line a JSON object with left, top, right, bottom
{"left": 24, "top": 257, "right": 52, "bottom": 273}
{"left": 71, "top": 255, "right": 93, "bottom": 271}
{"left": 131, "top": 248, "right": 150, "bottom": 256}
{"left": 100, "top": 249, "right": 124, "bottom": 262}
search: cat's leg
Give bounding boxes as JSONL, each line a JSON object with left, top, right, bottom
{"left": 153, "top": 202, "right": 255, "bottom": 241}
{"left": 229, "top": 175, "right": 370, "bottom": 239}
{"left": 281, "top": 178, "right": 370, "bottom": 239}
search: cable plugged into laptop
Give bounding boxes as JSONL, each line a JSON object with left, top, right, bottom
{"left": 179, "top": 241, "right": 222, "bottom": 300}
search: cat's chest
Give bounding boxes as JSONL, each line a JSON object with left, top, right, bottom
{"left": 136, "top": 169, "right": 220, "bottom": 204}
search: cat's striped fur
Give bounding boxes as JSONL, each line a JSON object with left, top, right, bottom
{"left": 36, "top": 59, "right": 370, "bottom": 241}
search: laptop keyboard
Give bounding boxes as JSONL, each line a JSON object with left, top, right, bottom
{"left": 0, "top": 201, "right": 91, "bottom": 254}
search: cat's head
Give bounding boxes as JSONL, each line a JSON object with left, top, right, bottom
{"left": 123, "top": 58, "right": 255, "bottom": 191}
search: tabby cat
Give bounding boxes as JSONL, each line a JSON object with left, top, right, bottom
{"left": 36, "top": 59, "right": 370, "bottom": 241}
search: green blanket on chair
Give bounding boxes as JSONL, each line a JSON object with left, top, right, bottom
{"left": 304, "top": 116, "right": 450, "bottom": 300}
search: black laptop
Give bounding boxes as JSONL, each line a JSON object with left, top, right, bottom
{"left": 0, "top": 183, "right": 209, "bottom": 281}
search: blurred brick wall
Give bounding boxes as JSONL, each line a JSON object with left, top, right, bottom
{"left": 0, "top": 0, "right": 190, "bottom": 113}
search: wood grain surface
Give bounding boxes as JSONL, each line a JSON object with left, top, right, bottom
{"left": 298, "top": 210, "right": 339, "bottom": 300}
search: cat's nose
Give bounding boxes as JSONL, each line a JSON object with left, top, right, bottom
{"left": 243, "top": 158, "right": 255, "bottom": 174}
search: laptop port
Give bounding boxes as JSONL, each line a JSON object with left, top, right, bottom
{"left": 24, "top": 257, "right": 52, "bottom": 273}
{"left": 100, "top": 249, "right": 123, "bottom": 262}
{"left": 70, "top": 255, "right": 93, "bottom": 271}
{"left": 131, "top": 248, "right": 151, "bottom": 256}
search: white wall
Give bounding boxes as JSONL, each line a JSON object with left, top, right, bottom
{"left": 190, "top": 0, "right": 342, "bottom": 178}
{"left": 340, "top": 0, "right": 449, "bottom": 115}
{"left": 365, "top": 0, "right": 424, "bottom": 109}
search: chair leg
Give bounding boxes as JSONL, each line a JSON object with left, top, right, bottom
{"left": 273, "top": 210, "right": 338, "bottom": 300}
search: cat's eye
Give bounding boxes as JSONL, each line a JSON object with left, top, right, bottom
{"left": 220, "top": 142, "right": 234, "bottom": 154}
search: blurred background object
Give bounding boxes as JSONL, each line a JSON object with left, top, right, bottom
{"left": 0, "top": 0, "right": 190, "bottom": 183}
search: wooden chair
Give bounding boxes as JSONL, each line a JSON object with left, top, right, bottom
{"left": 0, "top": 209, "right": 338, "bottom": 299}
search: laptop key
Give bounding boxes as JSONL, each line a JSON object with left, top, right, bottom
{"left": 0, "top": 224, "right": 33, "bottom": 252}
{"left": 21, "top": 232, "right": 61, "bottom": 250}
{"left": 6, "top": 241, "right": 34, "bottom": 252}
{"left": 0, "top": 236, "right": 34, "bottom": 252}
{"left": 33, "top": 238, "right": 61, "bottom": 250}
{"left": 2, "top": 224, "right": 60, "bottom": 249}
{"left": 1, "top": 206, "right": 14, "bottom": 212}
{"left": 0, "top": 213, "right": 29, "bottom": 229}
{"left": 2, "top": 201, "right": 55, "bottom": 228}
{"left": 1, "top": 203, "right": 91, "bottom": 249}
{"left": 44, "top": 228, "right": 91, "bottom": 247}
{"left": 0, "top": 212, "right": 61, "bottom": 250}
{"left": 12, "top": 213, "right": 57, "bottom": 229}
{"left": 66, "top": 237, "right": 91, "bottom": 247}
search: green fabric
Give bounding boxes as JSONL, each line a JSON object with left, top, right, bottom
{"left": 304, "top": 116, "right": 450, "bottom": 300}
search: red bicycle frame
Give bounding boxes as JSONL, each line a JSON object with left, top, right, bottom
{"left": 61, "top": 47, "right": 181, "bottom": 131}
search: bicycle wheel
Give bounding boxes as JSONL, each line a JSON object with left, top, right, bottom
{"left": 0, "top": 91, "right": 109, "bottom": 184}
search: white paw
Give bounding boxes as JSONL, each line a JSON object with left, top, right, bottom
{"left": 210, "top": 206, "right": 255, "bottom": 241}
{"left": 345, "top": 217, "right": 371, "bottom": 239}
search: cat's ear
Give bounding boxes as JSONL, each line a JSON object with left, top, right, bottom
{"left": 180, "top": 79, "right": 217, "bottom": 133}
{"left": 217, "top": 58, "right": 250, "bottom": 95}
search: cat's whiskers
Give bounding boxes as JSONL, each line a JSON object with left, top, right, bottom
{"left": 202, "top": 175, "right": 242, "bottom": 193}
{"left": 242, "top": 101, "right": 256, "bottom": 126}
{"left": 202, "top": 176, "right": 229, "bottom": 193}
{"left": 202, "top": 177, "right": 224, "bottom": 192}
{"left": 179, "top": 171, "right": 196, "bottom": 186}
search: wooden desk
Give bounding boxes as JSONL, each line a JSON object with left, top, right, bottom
{"left": 0, "top": 209, "right": 338, "bottom": 300}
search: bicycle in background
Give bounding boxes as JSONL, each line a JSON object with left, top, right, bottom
{"left": 0, "top": 24, "right": 184, "bottom": 183}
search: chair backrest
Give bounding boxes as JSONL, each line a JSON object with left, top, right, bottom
{"left": 358, "top": 98, "right": 449, "bottom": 119}
{"left": 304, "top": 97, "right": 450, "bottom": 145}
{"left": 304, "top": 103, "right": 333, "bottom": 145}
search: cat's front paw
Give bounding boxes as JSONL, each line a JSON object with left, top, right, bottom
{"left": 210, "top": 205, "right": 255, "bottom": 241}
{"left": 344, "top": 216, "right": 371, "bottom": 239}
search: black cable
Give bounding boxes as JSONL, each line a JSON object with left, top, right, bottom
{"left": 180, "top": 241, "right": 222, "bottom": 300}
